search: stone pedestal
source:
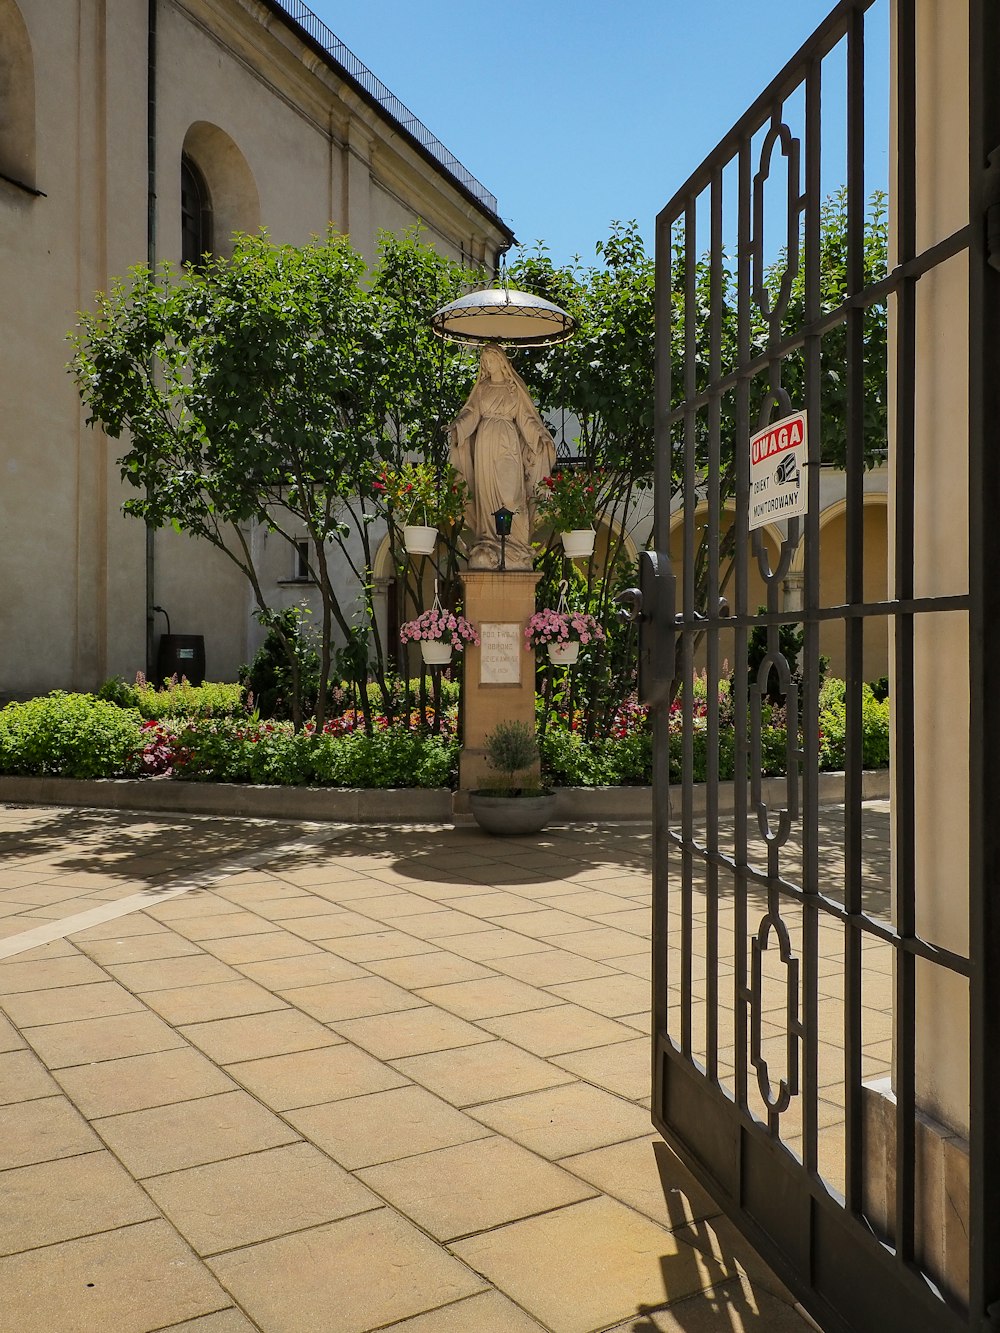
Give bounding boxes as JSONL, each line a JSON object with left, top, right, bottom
{"left": 459, "top": 570, "right": 540, "bottom": 793}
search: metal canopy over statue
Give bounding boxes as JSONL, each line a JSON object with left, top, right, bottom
{"left": 447, "top": 345, "right": 555, "bottom": 571}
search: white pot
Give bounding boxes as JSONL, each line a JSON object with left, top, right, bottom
{"left": 547, "top": 641, "right": 580, "bottom": 666}
{"left": 420, "top": 640, "right": 453, "bottom": 666}
{"left": 561, "top": 528, "right": 595, "bottom": 558}
{"left": 403, "top": 524, "right": 437, "bottom": 555}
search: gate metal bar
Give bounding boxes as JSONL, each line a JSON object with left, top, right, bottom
{"left": 968, "top": 2, "right": 1000, "bottom": 1321}
{"left": 650, "top": 1, "right": 987, "bottom": 1329}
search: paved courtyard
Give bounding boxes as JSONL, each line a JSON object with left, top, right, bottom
{"left": 0, "top": 803, "right": 821, "bottom": 1333}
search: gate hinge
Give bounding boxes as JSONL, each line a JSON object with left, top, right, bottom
{"left": 984, "top": 147, "right": 1000, "bottom": 272}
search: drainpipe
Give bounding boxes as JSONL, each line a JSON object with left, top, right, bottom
{"left": 145, "top": 0, "right": 157, "bottom": 678}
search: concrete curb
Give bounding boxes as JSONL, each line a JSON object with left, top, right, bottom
{"left": 0, "top": 770, "right": 889, "bottom": 824}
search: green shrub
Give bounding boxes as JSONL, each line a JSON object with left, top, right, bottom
{"left": 818, "top": 681, "right": 890, "bottom": 770}
{"left": 312, "top": 730, "right": 456, "bottom": 788}
{"left": 97, "top": 675, "right": 245, "bottom": 720}
{"left": 539, "top": 728, "right": 604, "bottom": 787}
{"left": 239, "top": 609, "right": 319, "bottom": 721}
{"left": 0, "top": 693, "right": 143, "bottom": 778}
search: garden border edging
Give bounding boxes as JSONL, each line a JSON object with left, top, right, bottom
{"left": 0, "top": 770, "right": 889, "bottom": 824}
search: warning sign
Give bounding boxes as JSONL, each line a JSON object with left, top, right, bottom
{"left": 749, "top": 410, "right": 808, "bottom": 532}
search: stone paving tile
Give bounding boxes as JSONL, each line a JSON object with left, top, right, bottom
{"left": 494, "top": 908, "right": 596, "bottom": 938}
{"left": 233, "top": 952, "right": 364, "bottom": 990}
{"left": 440, "top": 929, "right": 553, "bottom": 962}
{"left": 172, "top": 911, "right": 279, "bottom": 941}
{"left": 199, "top": 931, "right": 323, "bottom": 964}
{"left": 332, "top": 1004, "right": 494, "bottom": 1059}
{"left": 0, "top": 1048, "right": 61, "bottom": 1103}
{"left": 552, "top": 1037, "right": 651, "bottom": 1100}
{"left": 479, "top": 1003, "right": 639, "bottom": 1056}
{"left": 72, "top": 914, "right": 172, "bottom": 940}
{"left": 602, "top": 1274, "right": 815, "bottom": 1332}
{"left": 321, "top": 929, "right": 438, "bottom": 962}
{"left": 469, "top": 1082, "right": 652, "bottom": 1159}
{"left": 0, "top": 1150, "right": 160, "bottom": 1255}
{"left": 364, "top": 949, "right": 495, "bottom": 988}
{"left": 208, "top": 1209, "right": 487, "bottom": 1333}
{"left": 145, "top": 1142, "right": 381, "bottom": 1256}
{"left": 340, "top": 891, "right": 443, "bottom": 920}
{"left": 53, "top": 1046, "right": 236, "bottom": 1117}
{"left": 157, "top": 1311, "right": 259, "bottom": 1333}
{"left": 0, "top": 1094, "right": 102, "bottom": 1169}
{"left": 0, "top": 1012, "right": 24, "bottom": 1052}
{"left": 390, "top": 908, "right": 497, "bottom": 939}
{"left": 0, "top": 1220, "right": 231, "bottom": 1333}
{"left": 1, "top": 979, "right": 144, "bottom": 1026}
{"left": 0, "top": 953, "right": 108, "bottom": 993}
{"left": 546, "top": 973, "right": 652, "bottom": 1016}
{"left": 94, "top": 1090, "right": 300, "bottom": 1177}
{"left": 415, "top": 976, "right": 564, "bottom": 1020}
{"left": 179, "top": 1009, "right": 342, "bottom": 1063}
{"left": 609, "top": 950, "right": 654, "bottom": 978}
{"left": 435, "top": 890, "right": 545, "bottom": 918}
{"left": 358, "top": 1134, "right": 597, "bottom": 1240}
{"left": 280, "top": 910, "right": 383, "bottom": 941}
{"left": 392, "top": 1039, "right": 575, "bottom": 1107}
{"left": 141, "top": 979, "right": 288, "bottom": 1024}
{"left": 281, "top": 975, "right": 425, "bottom": 1022}
{"left": 488, "top": 948, "right": 618, "bottom": 986}
{"left": 104, "top": 954, "right": 242, "bottom": 991}
{"left": 78, "top": 931, "right": 204, "bottom": 964}
{"left": 560, "top": 1136, "right": 720, "bottom": 1231}
{"left": 17, "top": 1009, "right": 186, "bottom": 1067}
{"left": 226, "top": 1043, "right": 408, "bottom": 1110}
{"left": 286, "top": 1085, "right": 491, "bottom": 1168}
{"left": 375, "top": 1290, "right": 548, "bottom": 1332}
{"left": 544, "top": 924, "right": 650, "bottom": 960}
{"left": 452, "top": 1195, "right": 719, "bottom": 1333}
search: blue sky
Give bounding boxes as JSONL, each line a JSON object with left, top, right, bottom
{"left": 301, "top": 0, "right": 889, "bottom": 266}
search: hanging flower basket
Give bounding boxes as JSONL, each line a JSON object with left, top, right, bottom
{"left": 525, "top": 581, "right": 605, "bottom": 663}
{"left": 399, "top": 588, "right": 479, "bottom": 669}
{"left": 560, "top": 528, "right": 596, "bottom": 559}
{"left": 420, "top": 639, "right": 453, "bottom": 666}
{"left": 535, "top": 468, "right": 603, "bottom": 534}
{"left": 546, "top": 641, "right": 580, "bottom": 666}
{"left": 402, "top": 524, "right": 437, "bottom": 556}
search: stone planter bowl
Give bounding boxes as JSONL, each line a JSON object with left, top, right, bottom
{"left": 468, "top": 790, "right": 558, "bottom": 836}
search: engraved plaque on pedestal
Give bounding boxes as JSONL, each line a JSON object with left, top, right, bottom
{"left": 480, "top": 622, "right": 521, "bottom": 685}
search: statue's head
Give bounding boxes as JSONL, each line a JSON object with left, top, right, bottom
{"left": 479, "top": 344, "right": 509, "bottom": 381}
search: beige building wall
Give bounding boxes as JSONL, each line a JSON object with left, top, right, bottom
{"left": 890, "top": 0, "right": 970, "bottom": 1138}
{"left": 0, "top": 0, "right": 511, "bottom": 697}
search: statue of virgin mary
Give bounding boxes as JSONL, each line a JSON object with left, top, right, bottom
{"left": 447, "top": 345, "right": 555, "bottom": 570}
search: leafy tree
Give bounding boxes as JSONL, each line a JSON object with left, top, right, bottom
{"left": 511, "top": 193, "right": 888, "bottom": 719}
{"left": 70, "top": 228, "right": 482, "bottom": 729}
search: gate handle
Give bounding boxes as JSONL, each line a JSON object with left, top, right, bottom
{"left": 614, "top": 588, "right": 643, "bottom": 624}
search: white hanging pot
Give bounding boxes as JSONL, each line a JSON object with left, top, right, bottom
{"left": 403, "top": 524, "right": 437, "bottom": 555}
{"left": 561, "top": 528, "right": 595, "bottom": 558}
{"left": 420, "top": 640, "right": 453, "bottom": 666}
{"left": 547, "top": 641, "right": 580, "bottom": 666}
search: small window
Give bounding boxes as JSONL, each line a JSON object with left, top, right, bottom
{"left": 181, "top": 154, "right": 212, "bottom": 266}
{"left": 294, "top": 540, "right": 310, "bottom": 581}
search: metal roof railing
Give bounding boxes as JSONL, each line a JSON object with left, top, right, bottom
{"left": 270, "top": 0, "right": 500, "bottom": 218}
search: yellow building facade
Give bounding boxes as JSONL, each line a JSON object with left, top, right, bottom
{"left": 0, "top": 0, "right": 512, "bottom": 697}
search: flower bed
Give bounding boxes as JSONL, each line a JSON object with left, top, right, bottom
{"left": 0, "top": 675, "right": 888, "bottom": 791}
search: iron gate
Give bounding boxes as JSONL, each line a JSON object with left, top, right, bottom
{"left": 645, "top": 2, "right": 1000, "bottom": 1329}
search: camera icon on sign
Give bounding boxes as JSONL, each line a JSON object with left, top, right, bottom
{"left": 775, "top": 454, "right": 800, "bottom": 487}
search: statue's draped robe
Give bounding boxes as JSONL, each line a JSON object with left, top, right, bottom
{"left": 450, "top": 377, "right": 555, "bottom": 569}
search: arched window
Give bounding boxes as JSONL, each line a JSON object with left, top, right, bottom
{"left": 181, "top": 154, "right": 212, "bottom": 266}
{"left": 0, "top": 0, "right": 36, "bottom": 192}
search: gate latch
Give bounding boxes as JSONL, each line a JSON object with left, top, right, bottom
{"left": 614, "top": 549, "right": 676, "bottom": 708}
